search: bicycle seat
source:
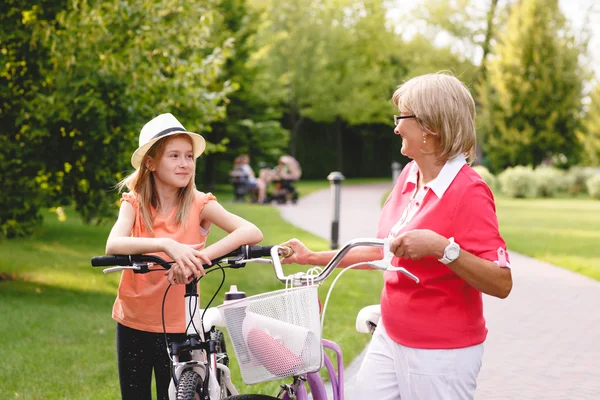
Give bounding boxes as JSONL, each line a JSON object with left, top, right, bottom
{"left": 355, "top": 304, "right": 381, "bottom": 334}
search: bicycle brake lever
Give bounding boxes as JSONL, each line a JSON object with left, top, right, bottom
{"left": 387, "top": 266, "right": 420, "bottom": 283}
{"left": 102, "top": 265, "right": 141, "bottom": 274}
{"left": 366, "top": 238, "right": 419, "bottom": 283}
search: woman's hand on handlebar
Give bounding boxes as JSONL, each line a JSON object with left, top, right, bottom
{"left": 163, "top": 240, "right": 211, "bottom": 279}
{"left": 390, "top": 229, "right": 447, "bottom": 260}
{"left": 279, "top": 238, "right": 312, "bottom": 265}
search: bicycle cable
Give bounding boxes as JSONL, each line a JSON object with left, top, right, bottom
{"left": 319, "top": 262, "right": 374, "bottom": 333}
{"left": 161, "top": 265, "right": 230, "bottom": 362}
{"left": 185, "top": 263, "right": 227, "bottom": 337}
{"left": 199, "top": 265, "right": 227, "bottom": 338}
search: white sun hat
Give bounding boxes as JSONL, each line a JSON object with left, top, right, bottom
{"left": 131, "top": 113, "right": 206, "bottom": 168}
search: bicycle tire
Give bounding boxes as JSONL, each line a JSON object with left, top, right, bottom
{"left": 176, "top": 370, "right": 203, "bottom": 400}
{"left": 225, "top": 395, "right": 280, "bottom": 400}
{"left": 215, "top": 329, "right": 232, "bottom": 397}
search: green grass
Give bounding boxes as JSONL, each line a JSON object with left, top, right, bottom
{"left": 496, "top": 196, "right": 600, "bottom": 280}
{"left": 0, "top": 182, "right": 382, "bottom": 399}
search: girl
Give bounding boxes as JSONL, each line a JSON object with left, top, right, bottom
{"left": 105, "top": 113, "right": 263, "bottom": 400}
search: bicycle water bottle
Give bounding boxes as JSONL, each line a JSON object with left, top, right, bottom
{"left": 221, "top": 285, "right": 250, "bottom": 364}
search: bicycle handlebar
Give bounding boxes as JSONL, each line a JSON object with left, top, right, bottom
{"left": 267, "top": 237, "right": 419, "bottom": 285}
{"left": 91, "top": 239, "right": 417, "bottom": 284}
{"left": 90, "top": 245, "right": 285, "bottom": 274}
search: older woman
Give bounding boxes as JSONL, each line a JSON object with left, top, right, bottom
{"left": 282, "top": 72, "right": 512, "bottom": 400}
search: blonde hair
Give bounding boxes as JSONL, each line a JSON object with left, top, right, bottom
{"left": 392, "top": 72, "right": 476, "bottom": 164}
{"left": 118, "top": 134, "right": 197, "bottom": 233}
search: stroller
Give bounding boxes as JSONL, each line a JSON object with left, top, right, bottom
{"left": 267, "top": 155, "right": 302, "bottom": 204}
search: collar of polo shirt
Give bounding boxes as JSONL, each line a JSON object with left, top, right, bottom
{"left": 402, "top": 155, "right": 467, "bottom": 198}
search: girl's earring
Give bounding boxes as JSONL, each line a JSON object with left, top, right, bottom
{"left": 423, "top": 135, "right": 427, "bottom": 144}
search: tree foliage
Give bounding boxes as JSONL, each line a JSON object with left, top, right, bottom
{"left": 1, "top": 0, "right": 234, "bottom": 237}
{"left": 579, "top": 83, "right": 600, "bottom": 166}
{"left": 481, "top": 0, "right": 588, "bottom": 172}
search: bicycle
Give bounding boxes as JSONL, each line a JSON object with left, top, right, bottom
{"left": 91, "top": 237, "right": 419, "bottom": 400}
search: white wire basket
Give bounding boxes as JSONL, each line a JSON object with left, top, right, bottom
{"left": 217, "top": 285, "right": 322, "bottom": 384}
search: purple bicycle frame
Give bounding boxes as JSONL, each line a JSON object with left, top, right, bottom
{"left": 280, "top": 339, "right": 344, "bottom": 400}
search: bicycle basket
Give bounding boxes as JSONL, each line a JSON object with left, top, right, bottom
{"left": 217, "top": 285, "right": 322, "bottom": 384}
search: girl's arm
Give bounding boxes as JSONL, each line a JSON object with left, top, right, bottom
{"left": 200, "top": 200, "right": 264, "bottom": 259}
{"left": 106, "top": 202, "right": 209, "bottom": 277}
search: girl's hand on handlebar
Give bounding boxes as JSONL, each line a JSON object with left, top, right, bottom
{"left": 280, "top": 238, "right": 311, "bottom": 265}
{"left": 390, "top": 229, "right": 447, "bottom": 260}
{"left": 166, "top": 264, "right": 195, "bottom": 285}
{"left": 163, "top": 240, "right": 210, "bottom": 278}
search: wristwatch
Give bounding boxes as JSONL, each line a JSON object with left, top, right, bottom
{"left": 439, "top": 237, "right": 460, "bottom": 264}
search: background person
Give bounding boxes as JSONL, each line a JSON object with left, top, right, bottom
{"left": 281, "top": 72, "right": 512, "bottom": 400}
{"left": 257, "top": 154, "right": 302, "bottom": 203}
{"left": 105, "top": 113, "right": 263, "bottom": 400}
{"left": 229, "top": 154, "right": 258, "bottom": 201}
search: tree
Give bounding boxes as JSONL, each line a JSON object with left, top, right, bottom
{"left": 252, "top": 0, "right": 402, "bottom": 169}
{"left": 481, "top": 0, "right": 588, "bottom": 171}
{"left": 202, "top": 0, "right": 289, "bottom": 189}
{"left": 0, "top": 1, "right": 67, "bottom": 237}
{"left": 1, "top": 0, "right": 233, "bottom": 237}
{"left": 578, "top": 83, "right": 600, "bottom": 166}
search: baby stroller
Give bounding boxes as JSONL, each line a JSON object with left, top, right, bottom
{"left": 267, "top": 155, "right": 302, "bottom": 204}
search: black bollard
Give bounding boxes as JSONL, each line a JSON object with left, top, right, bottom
{"left": 327, "top": 171, "right": 345, "bottom": 250}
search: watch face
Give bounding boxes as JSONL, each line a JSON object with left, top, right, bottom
{"left": 447, "top": 244, "right": 460, "bottom": 260}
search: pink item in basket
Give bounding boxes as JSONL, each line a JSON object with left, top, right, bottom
{"left": 246, "top": 327, "right": 303, "bottom": 376}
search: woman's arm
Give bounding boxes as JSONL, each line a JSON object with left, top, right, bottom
{"left": 200, "top": 200, "right": 264, "bottom": 259}
{"left": 391, "top": 230, "right": 512, "bottom": 298}
{"left": 444, "top": 248, "right": 512, "bottom": 299}
{"left": 282, "top": 238, "right": 382, "bottom": 269}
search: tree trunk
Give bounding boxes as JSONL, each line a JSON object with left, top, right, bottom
{"left": 336, "top": 118, "right": 343, "bottom": 172}
{"left": 478, "top": 0, "right": 499, "bottom": 84}
{"left": 202, "top": 153, "right": 216, "bottom": 192}
{"left": 288, "top": 103, "right": 302, "bottom": 157}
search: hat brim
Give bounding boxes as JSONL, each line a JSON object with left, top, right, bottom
{"left": 131, "top": 131, "right": 206, "bottom": 168}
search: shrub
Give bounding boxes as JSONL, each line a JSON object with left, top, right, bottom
{"left": 498, "top": 166, "right": 537, "bottom": 198}
{"left": 533, "top": 167, "right": 566, "bottom": 197}
{"left": 472, "top": 165, "right": 497, "bottom": 192}
{"left": 565, "top": 167, "right": 593, "bottom": 195}
{"left": 587, "top": 175, "right": 600, "bottom": 200}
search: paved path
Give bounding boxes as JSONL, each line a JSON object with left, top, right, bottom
{"left": 276, "top": 182, "right": 600, "bottom": 399}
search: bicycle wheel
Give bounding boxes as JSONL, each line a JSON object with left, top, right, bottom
{"left": 215, "top": 329, "right": 232, "bottom": 397}
{"left": 225, "top": 396, "right": 280, "bottom": 400}
{"left": 176, "top": 370, "right": 203, "bottom": 400}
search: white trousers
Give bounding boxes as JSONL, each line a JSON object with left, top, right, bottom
{"left": 353, "top": 322, "right": 484, "bottom": 400}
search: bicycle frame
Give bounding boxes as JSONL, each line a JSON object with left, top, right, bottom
{"left": 167, "top": 280, "right": 240, "bottom": 400}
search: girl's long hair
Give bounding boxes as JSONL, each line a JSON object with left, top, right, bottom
{"left": 117, "top": 134, "right": 196, "bottom": 233}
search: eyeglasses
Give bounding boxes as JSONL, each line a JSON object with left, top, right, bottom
{"left": 394, "top": 115, "right": 416, "bottom": 125}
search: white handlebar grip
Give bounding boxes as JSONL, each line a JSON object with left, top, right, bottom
{"left": 383, "top": 237, "right": 394, "bottom": 264}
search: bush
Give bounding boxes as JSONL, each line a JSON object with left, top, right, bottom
{"left": 587, "top": 175, "right": 600, "bottom": 200}
{"left": 498, "top": 166, "right": 537, "bottom": 198}
{"left": 565, "top": 167, "right": 593, "bottom": 195}
{"left": 472, "top": 165, "right": 497, "bottom": 192}
{"left": 533, "top": 167, "right": 566, "bottom": 197}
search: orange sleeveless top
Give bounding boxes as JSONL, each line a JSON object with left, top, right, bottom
{"left": 112, "top": 190, "right": 216, "bottom": 333}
